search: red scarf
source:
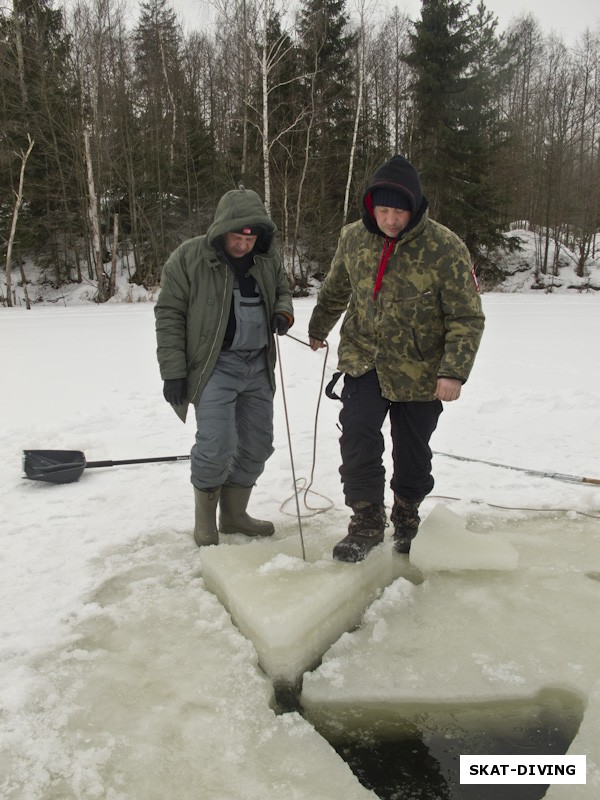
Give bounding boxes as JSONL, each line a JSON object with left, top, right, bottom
{"left": 373, "top": 237, "right": 396, "bottom": 300}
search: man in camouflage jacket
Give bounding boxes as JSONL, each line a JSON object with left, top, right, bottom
{"left": 308, "top": 154, "right": 484, "bottom": 562}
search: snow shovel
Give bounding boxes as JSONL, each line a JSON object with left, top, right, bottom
{"left": 22, "top": 449, "right": 190, "bottom": 485}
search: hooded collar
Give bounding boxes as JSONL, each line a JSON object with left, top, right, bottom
{"left": 206, "top": 188, "right": 276, "bottom": 254}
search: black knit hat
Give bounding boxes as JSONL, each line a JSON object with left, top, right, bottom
{"left": 371, "top": 187, "right": 413, "bottom": 212}
{"left": 365, "top": 155, "right": 422, "bottom": 215}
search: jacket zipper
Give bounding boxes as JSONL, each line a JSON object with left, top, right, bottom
{"left": 192, "top": 272, "right": 231, "bottom": 400}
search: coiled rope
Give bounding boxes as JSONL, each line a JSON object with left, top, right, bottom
{"left": 275, "top": 333, "right": 335, "bottom": 560}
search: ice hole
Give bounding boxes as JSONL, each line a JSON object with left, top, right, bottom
{"left": 303, "top": 688, "right": 584, "bottom": 800}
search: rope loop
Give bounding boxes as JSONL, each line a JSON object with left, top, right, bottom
{"left": 275, "top": 334, "right": 335, "bottom": 559}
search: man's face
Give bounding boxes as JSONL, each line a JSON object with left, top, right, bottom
{"left": 224, "top": 231, "right": 258, "bottom": 258}
{"left": 373, "top": 206, "right": 411, "bottom": 238}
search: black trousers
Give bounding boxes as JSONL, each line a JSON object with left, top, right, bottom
{"left": 338, "top": 370, "right": 442, "bottom": 507}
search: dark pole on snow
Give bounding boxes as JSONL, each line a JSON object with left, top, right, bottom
{"left": 85, "top": 454, "right": 190, "bottom": 468}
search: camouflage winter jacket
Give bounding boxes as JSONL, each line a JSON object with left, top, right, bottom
{"left": 308, "top": 211, "right": 485, "bottom": 402}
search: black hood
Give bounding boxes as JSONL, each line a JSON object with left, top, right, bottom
{"left": 362, "top": 155, "right": 429, "bottom": 237}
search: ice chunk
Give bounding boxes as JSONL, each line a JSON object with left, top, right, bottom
{"left": 200, "top": 534, "right": 395, "bottom": 686}
{"left": 299, "top": 514, "right": 600, "bottom": 795}
{"left": 410, "top": 504, "right": 519, "bottom": 571}
{"left": 302, "top": 565, "right": 600, "bottom": 738}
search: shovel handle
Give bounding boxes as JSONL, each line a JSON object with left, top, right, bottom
{"left": 86, "top": 455, "right": 191, "bottom": 468}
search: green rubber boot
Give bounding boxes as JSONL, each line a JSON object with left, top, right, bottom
{"left": 194, "top": 486, "right": 220, "bottom": 547}
{"left": 219, "top": 485, "right": 275, "bottom": 537}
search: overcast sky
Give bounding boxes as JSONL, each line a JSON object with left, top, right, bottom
{"left": 171, "top": 0, "right": 599, "bottom": 47}
{"left": 437, "top": 0, "right": 597, "bottom": 44}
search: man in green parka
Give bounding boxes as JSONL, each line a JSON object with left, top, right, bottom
{"left": 155, "top": 186, "right": 294, "bottom": 547}
{"left": 308, "top": 155, "right": 484, "bottom": 562}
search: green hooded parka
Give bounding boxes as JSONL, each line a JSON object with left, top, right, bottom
{"left": 155, "top": 188, "right": 293, "bottom": 421}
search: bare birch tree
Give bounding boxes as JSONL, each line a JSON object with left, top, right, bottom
{"left": 4, "top": 135, "right": 34, "bottom": 308}
{"left": 571, "top": 30, "right": 600, "bottom": 277}
{"left": 11, "top": 0, "right": 27, "bottom": 104}
{"left": 343, "top": 0, "right": 369, "bottom": 224}
{"left": 109, "top": 213, "right": 119, "bottom": 298}
{"left": 291, "top": 52, "right": 319, "bottom": 288}
{"left": 83, "top": 127, "right": 107, "bottom": 302}
{"left": 212, "top": 0, "right": 307, "bottom": 212}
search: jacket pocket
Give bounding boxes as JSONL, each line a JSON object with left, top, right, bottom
{"left": 411, "top": 328, "right": 425, "bottom": 361}
{"left": 382, "top": 292, "right": 444, "bottom": 363}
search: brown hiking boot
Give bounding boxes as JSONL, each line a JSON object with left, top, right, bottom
{"left": 391, "top": 494, "right": 422, "bottom": 554}
{"left": 333, "top": 502, "right": 386, "bottom": 563}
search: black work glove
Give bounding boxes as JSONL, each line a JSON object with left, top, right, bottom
{"left": 163, "top": 378, "right": 187, "bottom": 405}
{"left": 271, "top": 313, "right": 291, "bottom": 336}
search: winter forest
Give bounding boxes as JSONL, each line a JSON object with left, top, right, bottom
{"left": 1, "top": 0, "right": 600, "bottom": 306}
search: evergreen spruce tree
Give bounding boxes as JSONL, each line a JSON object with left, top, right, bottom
{"left": 404, "top": 0, "right": 472, "bottom": 220}
{"left": 297, "top": 0, "right": 357, "bottom": 265}
{"left": 132, "top": 0, "right": 186, "bottom": 281}
{"left": 0, "top": 0, "right": 79, "bottom": 285}
{"left": 405, "top": 0, "right": 512, "bottom": 268}
{"left": 456, "top": 3, "right": 515, "bottom": 258}
{"left": 179, "top": 35, "right": 218, "bottom": 229}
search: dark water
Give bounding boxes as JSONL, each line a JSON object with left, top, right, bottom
{"left": 334, "top": 735, "right": 451, "bottom": 800}
{"left": 333, "top": 721, "right": 573, "bottom": 800}
{"left": 274, "top": 677, "right": 583, "bottom": 800}
{"left": 303, "top": 692, "right": 584, "bottom": 800}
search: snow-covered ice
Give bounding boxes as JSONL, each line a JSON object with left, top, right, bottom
{"left": 409, "top": 504, "right": 519, "bottom": 571}
{"left": 1, "top": 292, "right": 599, "bottom": 798}
{"left": 199, "top": 505, "right": 518, "bottom": 688}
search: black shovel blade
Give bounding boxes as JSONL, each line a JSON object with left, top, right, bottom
{"left": 23, "top": 449, "right": 86, "bottom": 484}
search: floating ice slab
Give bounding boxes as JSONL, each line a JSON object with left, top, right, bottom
{"left": 301, "top": 515, "right": 600, "bottom": 794}
{"left": 302, "top": 569, "right": 600, "bottom": 712}
{"left": 410, "top": 504, "right": 519, "bottom": 571}
{"left": 200, "top": 533, "right": 395, "bottom": 686}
